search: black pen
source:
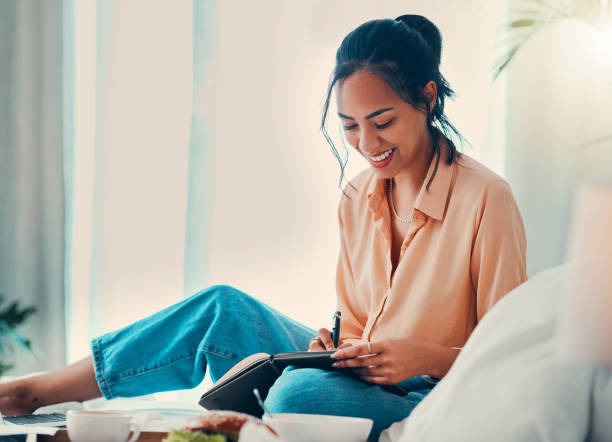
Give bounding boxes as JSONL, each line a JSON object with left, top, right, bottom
{"left": 331, "top": 311, "right": 341, "bottom": 348}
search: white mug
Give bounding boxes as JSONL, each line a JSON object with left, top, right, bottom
{"left": 67, "top": 410, "right": 141, "bottom": 442}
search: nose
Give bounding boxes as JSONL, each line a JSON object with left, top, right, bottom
{"left": 358, "top": 126, "right": 380, "bottom": 154}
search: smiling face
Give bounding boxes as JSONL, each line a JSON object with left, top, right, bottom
{"left": 336, "top": 70, "right": 434, "bottom": 180}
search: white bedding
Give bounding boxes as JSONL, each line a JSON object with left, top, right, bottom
{"left": 381, "top": 265, "right": 612, "bottom": 442}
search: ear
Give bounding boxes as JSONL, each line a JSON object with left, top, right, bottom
{"left": 423, "top": 81, "right": 437, "bottom": 112}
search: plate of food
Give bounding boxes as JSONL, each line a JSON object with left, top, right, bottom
{"left": 163, "top": 410, "right": 275, "bottom": 442}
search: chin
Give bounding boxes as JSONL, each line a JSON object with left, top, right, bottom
{"left": 368, "top": 159, "right": 401, "bottom": 179}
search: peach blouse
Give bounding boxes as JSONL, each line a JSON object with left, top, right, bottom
{"left": 336, "top": 152, "right": 527, "bottom": 348}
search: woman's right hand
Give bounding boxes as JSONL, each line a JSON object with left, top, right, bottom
{"left": 308, "top": 328, "right": 334, "bottom": 351}
{"left": 308, "top": 328, "right": 352, "bottom": 351}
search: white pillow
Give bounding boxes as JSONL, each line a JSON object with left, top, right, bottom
{"left": 381, "top": 265, "right": 601, "bottom": 442}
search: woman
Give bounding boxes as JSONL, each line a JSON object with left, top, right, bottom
{"left": 0, "top": 15, "right": 526, "bottom": 441}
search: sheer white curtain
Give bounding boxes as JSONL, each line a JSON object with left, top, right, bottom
{"left": 66, "top": 0, "right": 196, "bottom": 362}
{"left": 0, "top": 0, "right": 66, "bottom": 374}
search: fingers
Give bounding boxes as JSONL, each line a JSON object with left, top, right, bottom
{"left": 361, "top": 376, "right": 389, "bottom": 385}
{"left": 349, "top": 364, "right": 394, "bottom": 385}
{"left": 329, "top": 339, "right": 403, "bottom": 385}
{"left": 308, "top": 337, "right": 326, "bottom": 351}
{"left": 337, "top": 342, "right": 352, "bottom": 350}
{"left": 316, "top": 328, "right": 335, "bottom": 350}
{"left": 352, "top": 363, "right": 390, "bottom": 376}
{"left": 309, "top": 328, "right": 335, "bottom": 351}
{"left": 331, "top": 353, "right": 381, "bottom": 368}
{"left": 331, "top": 341, "right": 377, "bottom": 360}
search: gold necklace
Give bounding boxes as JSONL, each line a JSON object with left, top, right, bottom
{"left": 388, "top": 178, "right": 412, "bottom": 224}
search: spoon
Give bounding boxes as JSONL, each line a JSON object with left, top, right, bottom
{"left": 253, "top": 388, "right": 274, "bottom": 418}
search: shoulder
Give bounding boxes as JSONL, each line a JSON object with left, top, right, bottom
{"left": 455, "top": 153, "right": 504, "bottom": 186}
{"left": 444, "top": 153, "right": 520, "bottom": 228}
{"left": 450, "top": 155, "right": 524, "bottom": 239}
{"left": 453, "top": 153, "right": 514, "bottom": 202}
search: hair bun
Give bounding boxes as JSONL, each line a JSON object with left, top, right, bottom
{"left": 395, "top": 14, "right": 442, "bottom": 62}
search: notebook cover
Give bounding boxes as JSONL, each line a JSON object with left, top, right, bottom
{"left": 198, "top": 351, "right": 335, "bottom": 417}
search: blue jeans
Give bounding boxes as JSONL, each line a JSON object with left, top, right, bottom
{"left": 92, "top": 285, "right": 435, "bottom": 441}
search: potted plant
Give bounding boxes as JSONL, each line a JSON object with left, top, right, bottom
{"left": 0, "top": 295, "right": 37, "bottom": 377}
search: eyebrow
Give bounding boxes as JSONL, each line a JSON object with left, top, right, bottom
{"left": 337, "top": 107, "right": 394, "bottom": 121}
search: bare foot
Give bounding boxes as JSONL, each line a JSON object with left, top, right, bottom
{"left": 0, "top": 379, "right": 39, "bottom": 416}
{"left": 0, "top": 357, "right": 102, "bottom": 417}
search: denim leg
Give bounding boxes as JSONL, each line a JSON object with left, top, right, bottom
{"left": 91, "top": 285, "right": 316, "bottom": 399}
{"left": 264, "top": 367, "right": 434, "bottom": 442}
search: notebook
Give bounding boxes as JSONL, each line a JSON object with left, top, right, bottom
{"left": 198, "top": 350, "right": 406, "bottom": 417}
{"left": 199, "top": 351, "right": 338, "bottom": 417}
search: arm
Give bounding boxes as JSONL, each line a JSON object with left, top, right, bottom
{"left": 421, "top": 342, "right": 460, "bottom": 379}
{"left": 471, "top": 180, "right": 527, "bottom": 320}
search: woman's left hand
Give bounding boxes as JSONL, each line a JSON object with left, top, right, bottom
{"left": 330, "top": 338, "right": 430, "bottom": 385}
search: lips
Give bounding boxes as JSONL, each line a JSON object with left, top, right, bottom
{"left": 367, "top": 147, "right": 396, "bottom": 168}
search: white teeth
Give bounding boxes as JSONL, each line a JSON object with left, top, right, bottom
{"left": 370, "top": 148, "right": 395, "bottom": 162}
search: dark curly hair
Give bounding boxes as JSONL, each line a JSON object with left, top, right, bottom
{"left": 321, "top": 15, "right": 464, "bottom": 189}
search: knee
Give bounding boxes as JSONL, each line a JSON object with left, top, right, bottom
{"left": 265, "top": 368, "right": 335, "bottom": 414}
{"left": 197, "top": 284, "right": 245, "bottom": 298}
{"left": 188, "top": 284, "right": 253, "bottom": 312}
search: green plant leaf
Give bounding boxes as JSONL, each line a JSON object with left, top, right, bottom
{"left": 0, "top": 294, "right": 39, "bottom": 375}
{"left": 0, "top": 297, "right": 37, "bottom": 328}
{"left": 510, "top": 18, "right": 537, "bottom": 27}
{"left": 493, "top": 44, "right": 522, "bottom": 80}
{"left": 0, "top": 361, "right": 14, "bottom": 377}
{"left": 493, "top": 0, "right": 569, "bottom": 81}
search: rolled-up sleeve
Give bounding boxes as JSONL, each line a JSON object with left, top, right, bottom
{"left": 470, "top": 180, "right": 527, "bottom": 321}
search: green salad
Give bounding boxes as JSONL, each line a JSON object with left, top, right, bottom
{"left": 162, "top": 429, "right": 238, "bottom": 442}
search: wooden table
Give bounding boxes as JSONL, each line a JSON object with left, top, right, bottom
{"left": 39, "top": 430, "right": 169, "bottom": 441}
